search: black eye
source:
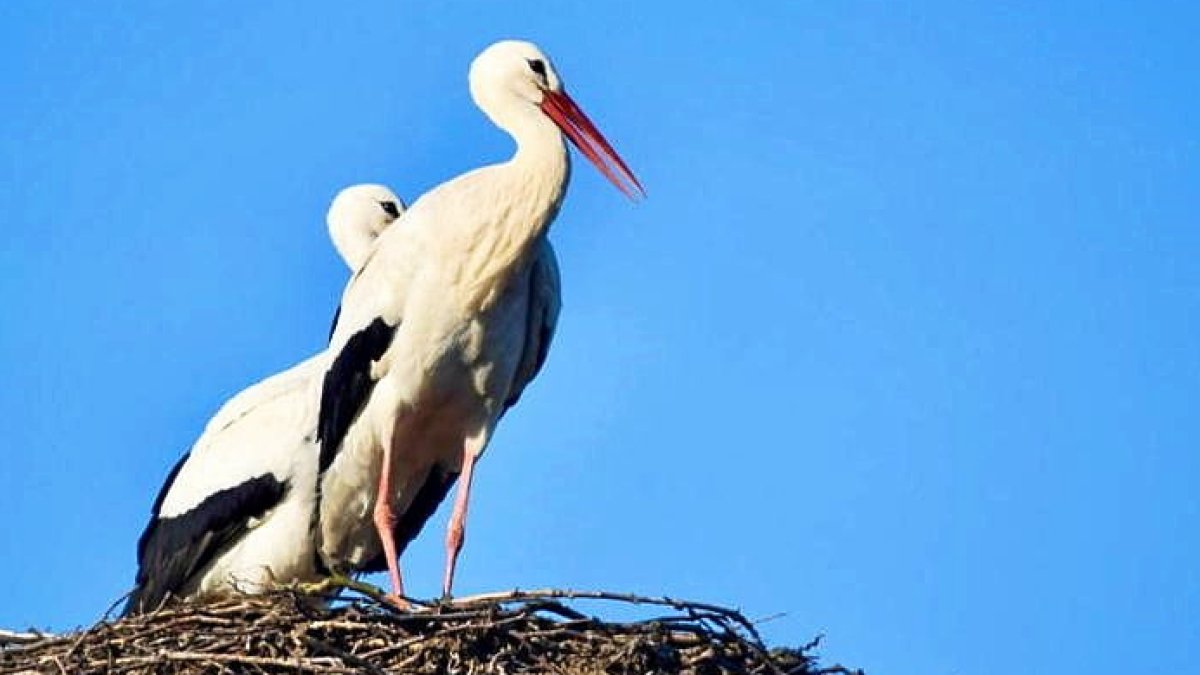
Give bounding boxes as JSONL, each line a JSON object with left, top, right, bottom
{"left": 379, "top": 201, "right": 400, "bottom": 218}
{"left": 527, "top": 58, "right": 547, "bottom": 78}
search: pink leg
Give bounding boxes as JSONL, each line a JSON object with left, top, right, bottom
{"left": 442, "top": 445, "right": 479, "bottom": 598}
{"left": 372, "top": 441, "right": 408, "bottom": 608}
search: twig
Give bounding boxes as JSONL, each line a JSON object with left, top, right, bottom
{"left": 303, "top": 636, "right": 391, "bottom": 675}
{"left": 0, "top": 629, "right": 53, "bottom": 646}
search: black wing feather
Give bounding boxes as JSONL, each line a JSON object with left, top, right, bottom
{"left": 357, "top": 466, "right": 459, "bottom": 573}
{"left": 318, "top": 318, "right": 397, "bottom": 474}
{"left": 135, "top": 451, "right": 190, "bottom": 565}
{"left": 503, "top": 249, "right": 559, "bottom": 410}
{"left": 124, "top": 472, "right": 288, "bottom": 615}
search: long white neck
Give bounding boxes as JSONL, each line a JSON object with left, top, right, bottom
{"left": 455, "top": 105, "right": 571, "bottom": 310}
{"left": 502, "top": 108, "right": 571, "bottom": 238}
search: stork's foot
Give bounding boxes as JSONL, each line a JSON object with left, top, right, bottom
{"left": 385, "top": 593, "right": 412, "bottom": 611}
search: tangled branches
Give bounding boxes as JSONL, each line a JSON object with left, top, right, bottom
{"left": 1, "top": 588, "right": 860, "bottom": 674}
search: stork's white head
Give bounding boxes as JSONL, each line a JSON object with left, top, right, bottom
{"left": 326, "top": 184, "right": 404, "bottom": 271}
{"left": 469, "top": 39, "right": 644, "bottom": 199}
{"left": 470, "top": 40, "right": 564, "bottom": 112}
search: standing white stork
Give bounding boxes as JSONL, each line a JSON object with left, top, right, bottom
{"left": 124, "top": 185, "right": 405, "bottom": 615}
{"left": 316, "top": 40, "right": 642, "bottom": 604}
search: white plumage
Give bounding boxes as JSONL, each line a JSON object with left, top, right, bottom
{"left": 315, "top": 40, "right": 641, "bottom": 603}
{"left": 125, "top": 185, "right": 405, "bottom": 614}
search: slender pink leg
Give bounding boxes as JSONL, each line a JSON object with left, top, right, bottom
{"left": 372, "top": 441, "right": 408, "bottom": 608}
{"left": 442, "top": 445, "right": 479, "bottom": 598}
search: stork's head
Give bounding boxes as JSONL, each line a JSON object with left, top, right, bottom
{"left": 327, "top": 184, "right": 405, "bottom": 271}
{"left": 469, "top": 39, "right": 644, "bottom": 199}
{"left": 469, "top": 40, "right": 564, "bottom": 108}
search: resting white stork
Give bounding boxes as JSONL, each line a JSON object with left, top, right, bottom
{"left": 124, "top": 185, "right": 405, "bottom": 615}
{"left": 315, "top": 40, "right": 642, "bottom": 604}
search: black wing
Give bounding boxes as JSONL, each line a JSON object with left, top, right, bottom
{"left": 124, "top": 469, "right": 288, "bottom": 615}
{"left": 503, "top": 242, "right": 561, "bottom": 410}
{"left": 317, "top": 317, "right": 397, "bottom": 474}
{"left": 357, "top": 465, "right": 459, "bottom": 573}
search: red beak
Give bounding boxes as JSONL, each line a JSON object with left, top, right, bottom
{"left": 540, "top": 89, "right": 645, "bottom": 200}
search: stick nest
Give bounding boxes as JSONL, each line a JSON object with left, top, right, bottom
{"left": 1, "top": 588, "right": 860, "bottom": 675}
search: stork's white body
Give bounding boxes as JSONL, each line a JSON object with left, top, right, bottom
{"left": 320, "top": 233, "right": 560, "bottom": 569}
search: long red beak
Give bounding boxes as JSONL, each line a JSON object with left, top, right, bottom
{"left": 540, "top": 89, "right": 645, "bottom": 200}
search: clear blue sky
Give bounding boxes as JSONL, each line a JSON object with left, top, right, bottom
{"left": 1, "top": 3, "right": 1196, "bottom": 673}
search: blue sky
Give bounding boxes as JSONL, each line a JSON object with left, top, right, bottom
{"left": 1, "top": 2, "right": 1197, "bottom": 673}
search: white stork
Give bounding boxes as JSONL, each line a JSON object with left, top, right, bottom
{"left": 316, "top": 40, "right": 642, "bottom": 604}
{"left": 124, "top": 185, "right": 405, "bottom": 614}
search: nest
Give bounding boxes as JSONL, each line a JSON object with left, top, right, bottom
{"left": 0, "top": 588, "right": 861, "bottom": 674}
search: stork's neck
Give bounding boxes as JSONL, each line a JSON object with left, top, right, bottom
{"left": 505, "top": 108, "right": 571, "bottom": 225}
{"left": 457, "top": 109, "right": 570, "bottom": 309}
